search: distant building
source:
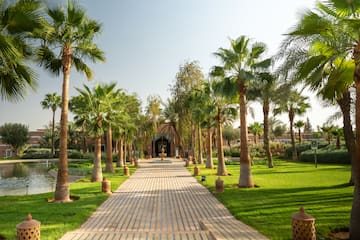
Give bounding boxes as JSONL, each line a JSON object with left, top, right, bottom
{"left": 148, "top": 123, "right": 180, "bottom": 157}
{"left": 0, "top": 129, "right": 45, "bottom": 158}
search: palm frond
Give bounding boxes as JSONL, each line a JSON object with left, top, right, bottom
{"left": 36, "top": 45, "right": 62, "bottom": 75}
{"left": 72, "top": 56, "right": 93, "bottom": 79}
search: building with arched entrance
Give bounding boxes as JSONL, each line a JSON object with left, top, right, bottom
{"left": 150, "top": 123, "right": 180, "bottom": 157}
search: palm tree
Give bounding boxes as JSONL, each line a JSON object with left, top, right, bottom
{"left": 186, "top": 86, "right": 209, "bottom": 164}
{"left": 0, "top": 0, "right": 41, "bottom": 101}
{"left": 41, "top": 93, "right": 61, "bottom": 156}
{"left": 320, "top": 124, "right": 335, "bottom": 145}
{"left": 248, "top": 122, "right": 263, "bottom": 145}
{"left": 331, "top": 127, "right": 343, "bottom": 149}
{"left": 212, "top": 36, "right": 271, "bottom": 187}
{"left": 210, "top": 78, "right": 238, "bottom": 176}
{"left": 294, "top": 120, "right": 305, "bottom": 144}
{"left": 282, "top": 0, "right": 359, "bottom": 196}
{"left": 72, "top": 83, "right": 120, "bottom": 182}
{"left": 248, "top": 71, "right": 277, "bottom": 167}
{"left": 274, "top": 88, "right": 310, "bottom": 161}
{"left": 36, "top": 0, "right": 105, "bottom": 201}
{"left": 69, "top": 95, "right": 90, "bottom": 153}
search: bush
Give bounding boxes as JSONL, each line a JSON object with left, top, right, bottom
{"left": 67, "top": 149, "right": 83, "bottom": 159}
{"left": 22, "top": 148, "right": 52, "bottom": 159}
{"left": 231, "top": 148, "right": 240, "bottom": 157}
{"left": 285, "top": 142, "right": 328, "bottom": 159}
{"left": 299, "top": 148, "right": 350, "bottom": 164}
{"left": 223, "top": 146, "right": 231, "bottom": 157}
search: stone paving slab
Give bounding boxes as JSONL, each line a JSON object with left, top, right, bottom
{"left": 61, "top": 158, "right": 268, "bottom": 240}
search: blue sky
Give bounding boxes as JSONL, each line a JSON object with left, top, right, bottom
{"left": 0, "top": 0, "right": 337, "bottom": 130}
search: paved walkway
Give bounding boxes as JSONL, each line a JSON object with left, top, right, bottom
{"left": 61, "top": 158, "right": 268, "bottom": 240}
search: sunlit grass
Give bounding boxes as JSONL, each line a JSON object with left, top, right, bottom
{"left": 191, "top": 160, "right": 353, "bottom": 239}
{"left": 0, "top": 164, "right": 136, "bottom": 240}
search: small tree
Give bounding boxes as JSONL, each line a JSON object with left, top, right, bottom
{"left": 0, "top": 123, "right": 29, "bottom": 157}
{"left": 249, "top": 122, "right": 264, "bottom": 145}
{"left": 294, "top": 120, "right": 305, "bottom": 143}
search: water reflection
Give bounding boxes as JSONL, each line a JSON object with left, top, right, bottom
{"left": 0, "top": 162, "right": 55, "bottom": 196}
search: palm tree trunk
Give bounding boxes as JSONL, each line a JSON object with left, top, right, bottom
{"left": 82, "top": 125, "right": 87, "bottom": 153}
{"left": 128, "top": 144, "right": 133, "bottom": 164}
{"left": 238, "top": 83, "right": 254, "bottom": 187}
{"left": 105, "top": 127, "right": 114, "bottom": 173}
{"left": 54, "top": 45, "right": 71, "bottom": 202}
{"left": 289, "top": 109, "right": 297, "bottom": 161}
{"left": 350, "top": 62, "right": 360, "bottom": 238}
{"left": 197, "top": 123, "right": 203, "bottom": 164}
{"left": 206, "top": 125, "right": 214, "bottom": 169}
{"left": 91, "top": 136, "right": 103, "bottom": 182}
{"left": 191, "top": 120, "right": 195, "bottom": 162}
{"left": 263, "top": 101, "right": 273, "bottom": 168}
{"left": 217, "top": 107, "right": 227, "bottom": 176}
{"left": 298, "top": 129, "right": 302, "bottom": 143}
{"left": 117, "top": 137, "right": 124, "bottom": 167}
{"left": 337, "top": 91, "right": 355, "bottom": 185}
{"left": 51, "top": 110, "right": 55, "bottom": 157}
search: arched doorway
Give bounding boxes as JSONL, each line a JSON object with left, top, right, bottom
{"left": 154, "top": 136, "right": 170, "bottom": 157}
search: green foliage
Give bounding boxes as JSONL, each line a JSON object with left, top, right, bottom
{"left": 22, "top": 148, "right": 52, "bottom": 159}
{"left": 0, "top": 123, "right": 29, "bottom": 156}
{"left": 284, "top": 142, "right": 328, "bottom": 159}
{"left": 222, "top": 125, "right": 239, "bottom": 145}
{"left": 22, "top": 148, "right": 87, "bottom": 159}
{"left": 0, "top": 0, "right": 41, "bottom": 101}
{"left": 67, "top": 149, "right": 84, "bottom": 159}
{"left": 193, "top": 160, "right": 352, "bottom": 239}
{"left": 300, "top": 148, "right": 350, "bottom": 164}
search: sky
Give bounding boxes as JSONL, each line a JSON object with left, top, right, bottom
{"left": 0, "top": 0, "right": 340, "bottom": 130}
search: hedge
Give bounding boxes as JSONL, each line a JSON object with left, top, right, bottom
{"left": 299, "top": 149, "right": 350, "bottom": 164}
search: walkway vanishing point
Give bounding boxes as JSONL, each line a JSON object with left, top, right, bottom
{"left": 61, "top": 158, "right": 268, "bottom": 240}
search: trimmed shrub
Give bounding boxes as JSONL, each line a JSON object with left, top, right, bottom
{"left": 299, "top": 148, "right": 350, "bottom": 164}
{"left": 22, "top": 148, "right": 52, "bottom": 159}
{"left": 231, "top": 148, "right": 240, "bottom": 157}
{"left": 67, "top": 149, "right": 83, "bottom": 159}
{"left": 285, "top": 142, "right": 328, "bottom": 159}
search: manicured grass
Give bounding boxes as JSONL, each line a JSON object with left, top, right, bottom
{"left": 191, "top": 160, "right": 353, "bottom": 239}
{"left": 0, "top": 163, "right": 136, "bottom": 240}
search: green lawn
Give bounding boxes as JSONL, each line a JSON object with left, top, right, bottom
{"left": 0, "top": 164, "right": 136, "bottom": 240}
{"left": 192, "top": 160, "right": 353, "bottom": 240}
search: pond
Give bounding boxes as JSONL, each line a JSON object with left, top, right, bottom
{"left": 0, "top": 161, "right": 56, "bottom": 196}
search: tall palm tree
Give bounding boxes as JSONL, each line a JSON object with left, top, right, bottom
{"left": 280, "top": 2, "right": 360, "bottom": 232}
{"left": 0, "top": 0, "right": 41, "bottom": 101}
{"left": 36, "top": 0, "right": 105, "bottom": 201}
{"left": 210, "top": 78, "right": 238, "bottom": 176}
{"left": 274, "top": 89, "right": 310, "bottom": 161}
{"left": 41, "top": 93, "right": 61, "bottom": 156}
{"left": 248, "top": 71, "right": 277, "bottom": 167}
{"left": 294, "top": 120, "right": 305, "bottom": 144}
{"left": 212, "top": 36, "right": 271, "bottom": 187}
{"left": 186, "top": 86, "right": 209, "bottom": 164}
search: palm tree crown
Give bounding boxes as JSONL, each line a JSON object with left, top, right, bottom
{"left": 0, "top": 0, "right": 42, "bottom": 101}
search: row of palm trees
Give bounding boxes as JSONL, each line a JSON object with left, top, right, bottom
{"left": 165, "top": 1, "right": 360, "bottom": 236}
